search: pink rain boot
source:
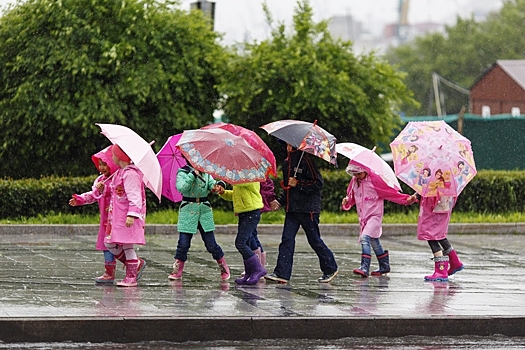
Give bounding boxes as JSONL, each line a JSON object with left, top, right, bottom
{"left": 116, "top": 259, "right": 139, "bottom": 287}
{"left": 168, "top": 259, "right": 185, "bottom": 280}
{"left": 136, "top": 258, "right": 147, "bottom": 281}
{"left": 445, "top": 248, "right": 464, "bottom": 276}
{"left": 217, "top": 257, "right": 230, "bottom": 280}
{"left": 95, "top": 261, "right": 116, "bottom": 284}
{"left": 424, "top": 255, "right": 449, "bottom": 282}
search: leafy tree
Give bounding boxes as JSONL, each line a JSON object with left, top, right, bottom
{"left": 0, "top": 0, "right": 227, "bottom": 178}
{"left": 386, "top": 0, "right": 525, "bottom": 116}
{"left": 219, "top": 0, "right": 417, "bottom": 159}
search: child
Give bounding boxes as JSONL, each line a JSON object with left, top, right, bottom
{"left": 69, "top": 146, "right": 119, "bottom": 283}
{"left": 342, "top": 162, "right": 415, "bottom": 277}
{"left": 168, "top": 164, "right": 230, "bottom": 281}
{"left": 104, "top": 144, "right": 147, "bottom": 287}
{"left": 215, "top": 181, "right": 266, "bottom": 285}
{"left": 410, "top": 193, "right": 465, "bottom": 282}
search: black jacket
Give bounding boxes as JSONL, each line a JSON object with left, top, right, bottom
{"left": 277, "top": 149, "right": 323, "bottom": 213}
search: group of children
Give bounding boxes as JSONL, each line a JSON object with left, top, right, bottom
{"left": 71, "top": 141, "right": 465, "bottom": 288}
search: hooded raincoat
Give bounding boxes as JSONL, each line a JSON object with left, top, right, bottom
{"left": 416, "top": 196, "right": 457, "bottom": 241}
{"left": 106, "top": 164, "right": 147, "bottom": 245}
{"left": 73, "top": 147, "right": 118, "bottom": 250}
{"left": 342, "top": 172, "right": 411, "bottom": 240}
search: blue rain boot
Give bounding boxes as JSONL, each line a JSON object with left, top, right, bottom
{"left": 353, "top": 254, "right": 371, "bottom": 278}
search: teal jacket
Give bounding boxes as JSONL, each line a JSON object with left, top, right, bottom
{"left": 176, "top": 166, "right": 218, "bottom": 234}
{"left": 219, "top": 182, "right": 263, "bottom": 214}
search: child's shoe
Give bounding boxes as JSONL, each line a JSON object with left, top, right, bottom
{"left": 216, "top": 257, "right": 230, "bottom": 280}
{"left": 95, "top": 261, "right": 116, "bottom": 284}
{"left": 168, "top": 259, "right": 185, "bottom": 280}
{"left": 116, "top": 260, "right": 139, "bottom": 287}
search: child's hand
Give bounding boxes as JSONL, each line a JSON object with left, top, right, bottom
{"left": 288, "top": 177, "right": 297, "bottom": 187}
{"left": 270, "top": 200, "right": 281, "bottom": 211}
{"left": 214, "top": 184, "right": 225, "bottom": 195}
{"left": 341, "top": 197, "right": 349, "bottom": 206}
{"left": 126, "top": 216, "right": 135, "bottom": 227}
{"left": 69, "top": 196, "right": 77, "bottom": 206}
{"left": 95, "top": 181, "right": 104, "bottom": 192}
{"left": 407, "top": 194, "right": 419, "bottom": 204}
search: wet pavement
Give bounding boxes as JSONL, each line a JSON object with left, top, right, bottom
{"left": 1, "top": 225, "right": 525, "bottom": 344}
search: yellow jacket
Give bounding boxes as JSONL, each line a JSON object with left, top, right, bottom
{"left": 219, "top": 182, "right": 263, "bottom": 214}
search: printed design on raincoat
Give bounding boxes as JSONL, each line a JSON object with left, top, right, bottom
{"left": 106, "top": 165, "right": 146, "bottom": 245}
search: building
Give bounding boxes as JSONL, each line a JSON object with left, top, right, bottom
{"left": 470, "top": 60, "right": 525, "bottom": 117}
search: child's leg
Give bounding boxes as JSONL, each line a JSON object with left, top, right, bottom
{"left": 174, "top": 233, "right": 193, "bottom": 262}
{"left": 440, "top": 238, "right": 464, "bottom": 275}
{"left": 370, "top": 238, "right": 385, "bottom": 256}
{"left": 198, "top": 224, "right": 230, "bottom": 280}
{"left": 116, "top": 244, "right": 139, "bottom": 287}
{"left": 425, "top": 240, "right": 449, "bottom": 282}
{"left": 370, "top": 238, "right": 390, "bottom": 276}
{"left": 95, "top": 250, "right": 117, "bottom": 283}
{"left": 103, "top": 250, "right": 116, "bottom": 262}
{"left": 353, "top": 234, "right": 372, "bottom": 277}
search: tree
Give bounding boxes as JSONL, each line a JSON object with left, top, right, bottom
{"left": 0, "top": 0, "right": 227, "bottom": 178}
{"left": 219, "top": 0, "right": 417, "bottom": 158}
{"left": 386, "top": 0, "right": 525, "bottom": 116}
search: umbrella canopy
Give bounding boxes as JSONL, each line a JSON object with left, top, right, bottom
{"left": 175, "top": 128, "right": 272, "bottom": 185}
{"left": 336, "top": 142, "right": 401, "bottom": 191}
{"left": 260, "top": 119, "right": 337, "bottom": 166}
{"left": 201, "top": 122, "right": 277, "bottom": 177}
{"left": 156, "top": 134, "right": 186, "bottom": 203}
{"left": 96, "top": 123, "right": 162, "bottom": 200}
{"left": 390, "top": 120, "right": 477, "bottom": 197}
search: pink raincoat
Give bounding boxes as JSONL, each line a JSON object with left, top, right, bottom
{"left": 342, "top": 172, "right": 411, "bottom": 240}
{"left": 416, "top": 196, "right": 457, "bottom": 241}
{"left": 106, "top": 164, "right": 147, "bottom": 245}
{"left": 72, "top": 147, "right": 118, "bottom": 250}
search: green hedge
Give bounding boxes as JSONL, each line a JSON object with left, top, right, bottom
{"left": 1, "top": 170, "right": 524, "bottom": 219}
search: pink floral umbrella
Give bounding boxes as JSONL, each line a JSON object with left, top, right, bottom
{"left": 390, "top": 120, "right": 477, "bottom": 197}
{"left": 201, "top": 122, "right": 277, "bottom": 177}
{"left": 156, "top": 134, "right": 186, "bottom": 203}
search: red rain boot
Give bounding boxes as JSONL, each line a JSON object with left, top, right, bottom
{"left": 217, "top": 257, "right": 230, "bottom": 280}
{"left": 424, "top": 255, "right": 449, "bottom": 282}
{"left": 95, "top": 261, "right": 116, "bottom": 284}
{"left": 136, "top": 258, "right": 147, "bottom": 281}
{"left": 168, "top": 259, "right": 185, "bottom": 280}
{"left": 116, "top": 259, "right": 139, "bottom": 287}
{"left": 446, "top": 249, "right": 464, "bottom": 276}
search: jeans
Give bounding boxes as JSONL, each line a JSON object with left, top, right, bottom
{"left": 273, "top": 212, "right": 338, "bottom": 280}
{"left": 235, "top": 209, "right": 261, "bottom": 260}
{"left": 175, "top": 223, "right": 224, "bottom": 261}
{"left": 248, "top": 228, "right": 264, "bottom": 252}
{"left": 103, "top": 250, "right": 115, "bottom": 263}
{"left": 360, "top": 234, "right": 385, "bottom": 256}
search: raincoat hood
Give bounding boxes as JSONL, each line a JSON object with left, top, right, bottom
{"left": 92, "top": 145, "right": 119, "bottom": 175}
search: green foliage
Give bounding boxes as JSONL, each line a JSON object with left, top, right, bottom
{"left": 219, "top": 0, "right": 418, "bottom": 156}
{"left": 386, "top": 0, "right": 525, "bottom": 116}
{"left": 0, "top": 0, "right": 227, "bottom": 178}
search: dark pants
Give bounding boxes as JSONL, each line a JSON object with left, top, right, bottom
{"left": 428, "top": 238, "right": 452, "bottom": 254}
{"left": 273, "top": 212, "right": 338, "bottom": 280}
{"left": 235, "top": 209, "right": 261, "bottom": 260}
{"left": 175, "top": 223, "right": 224, "bottom": 261}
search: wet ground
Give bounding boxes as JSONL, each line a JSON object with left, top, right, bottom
{"left": 1, "top": 226, "right": 525, "bottom": 346}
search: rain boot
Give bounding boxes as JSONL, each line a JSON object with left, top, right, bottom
{"left": 115, "top": 250, "right": 126, "bottom": 264}
{"left": 216, "top": 256, "right": 230, "bottom": 280}
{"left": 244, "top": 254, "right": 267, "bottom": 285}
{"left": 136, "top": 258, "right": 147, "bottom": 281}
{"left": 116, "top": 259, "right": 139, "bottom": 287}
{"left": 241, "top": 248, "right": 261, "bottom": 277}
{"left": 445, "top": 248, "right": 464, "bottom": 276}
{"left": 95, "top": 261, "right": 116, "bottom": 284}
{"left": 260, "top": 251, "right": 267, "bottom": 267}
{"left": 371, "top": 251, "right": 390, "bottom": 276}
{"left": 353, "top": 254, "right": 371, "bottom": 278}
{"left": 235, "top": 258, "right": 251, "bottom": 284}
{"left": 424, "top": 255, "right": 449, "bottom": 282}
{"left": 168, "top": 259, "right": 185, "bottom": 280}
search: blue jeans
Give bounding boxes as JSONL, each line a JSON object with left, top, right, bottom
{"left": 273, "top": 212, "right": 338, "bottom": 280}
{"left": 235, "top": 209, "right": 261, "bottom": 260}
{"left": 103, "top": 250, "right": 115, "bottom": 263}
{"left": 248, "top": 228, "right": 264, "bottom": 252}
{"left": 360, "top": 234, "right": 385, "bottom": 256}
{"left": 175, "top": 223, "right": 224, "bottom": 261}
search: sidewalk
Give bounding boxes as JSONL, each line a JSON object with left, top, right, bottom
{"left": 1, "top": 225, "right": 525, "bottom": 343}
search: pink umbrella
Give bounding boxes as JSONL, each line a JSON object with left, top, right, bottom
{"left": 156, "top": 134, "right": 186, "bottom": 203}
{"left": 96, "top": 123, "right": 162, "bottom": 200}
{"left": 201, "top": 122, "right": 277, "bottom": 177}
{"left": 336, "top": 142, "right": 401, "bottom": 191}
{"left": 176, "top": 128, "right": 271, "bottom": 184}
{"left": 390, "top": 120, "right": 477, "bottom": 197}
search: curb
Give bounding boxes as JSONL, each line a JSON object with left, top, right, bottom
{"left": 1, "top": 223, "right": 525, "bottom": 236}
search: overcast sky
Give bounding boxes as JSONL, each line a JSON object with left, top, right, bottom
{"left": 0, "top": 0, "right": 505, "bottom": 44}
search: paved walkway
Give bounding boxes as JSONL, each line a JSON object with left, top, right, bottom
{"left": 1, "top": 225, "right": 525, "bottom": 343}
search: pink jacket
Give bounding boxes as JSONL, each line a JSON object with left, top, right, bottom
{"left": 417, "top": 196, "right": 456, "bottom": 241}
{"left": 106, "top": 165, "right": 147, "bottom": 245}
{"left": 342, "top": 172, "right": 411, "bottom": 240}
{"left": 74, "top": 174, "right": 111, "bottom": 250}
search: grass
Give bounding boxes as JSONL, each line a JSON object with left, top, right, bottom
{"left": 2, "top": 209, "right": 525, "bottom": 224}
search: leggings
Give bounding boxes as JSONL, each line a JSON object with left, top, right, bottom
{"left": 428, "top": 238, "right": 452, "bottom": 254}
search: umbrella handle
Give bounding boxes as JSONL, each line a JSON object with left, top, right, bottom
{"left": 280, "top": 180, "right": 291, "bottom": 190}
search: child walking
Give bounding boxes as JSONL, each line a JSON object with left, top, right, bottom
{"left": 168, "top": 164, "right": 230, "bottom": 281}
{"left": 69, "top": 146, "right": 119, "bottom": 283}
{"left": 104, "top": 144, "right": 147, "bottom": 287}
{"left": 215, "top": 181, "right": 266, "bottom": 285}
{"left": 342, "top": 163, "right": 415, "bottom": 277}
{"left": 410, "top": 193, "right": 465, "bottom": 282}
